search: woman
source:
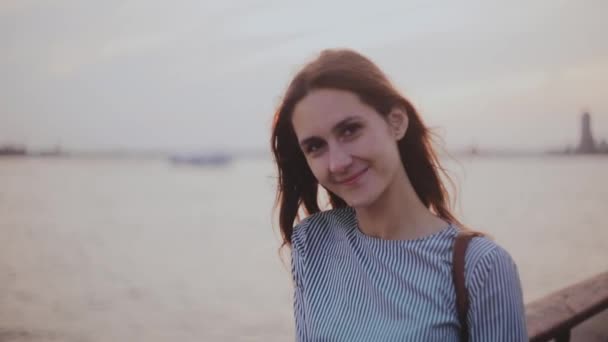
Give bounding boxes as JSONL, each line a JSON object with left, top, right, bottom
{"left": 270, "top": 49, "right": 527, "bottom": 341}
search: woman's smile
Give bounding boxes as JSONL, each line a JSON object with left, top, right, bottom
{"left": 336, "top": 166, "right": 369, "bottom": 186}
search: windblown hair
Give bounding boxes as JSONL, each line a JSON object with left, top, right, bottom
{"left": 271, "top": 49, "right": 463, "bottom": 247}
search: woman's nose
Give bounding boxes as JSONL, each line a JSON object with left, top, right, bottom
{"left": 328, "top": 145, "right": 352, "bottom": 174}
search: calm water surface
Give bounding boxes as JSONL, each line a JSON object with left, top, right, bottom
{"left": 0, "top": 156, "right": 606, "bottom": 341}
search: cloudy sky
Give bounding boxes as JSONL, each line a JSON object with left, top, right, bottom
{"left": 2, "top": 0, "right": 607, "bottom": 152}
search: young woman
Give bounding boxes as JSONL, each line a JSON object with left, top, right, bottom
{"left": 270, "top": 49, "right": 527, "bottom": 341}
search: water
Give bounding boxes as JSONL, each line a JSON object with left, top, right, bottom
{"left": 0, "top": 156, "right": 606, "bottom": 341}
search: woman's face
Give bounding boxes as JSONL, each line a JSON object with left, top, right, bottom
{"left": 291, "top": 88, "right": 408, "bottom": 208}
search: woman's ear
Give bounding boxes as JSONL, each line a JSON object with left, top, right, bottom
{"left": 387, "top": 107, "right": 408, "bottom": 140}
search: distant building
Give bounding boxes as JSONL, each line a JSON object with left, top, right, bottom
{"left": 577, "top": 112, "right": 597, "bottom": 154}
{"left": 599, "top": 140, "right": 607, "bottom": 153}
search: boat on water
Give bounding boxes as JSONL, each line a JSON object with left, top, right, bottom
{"left": 0, "top": 145, "right": 27, "bottom": 156}
{"left": 169, "top": 153, "right": 232, "bottom": 167}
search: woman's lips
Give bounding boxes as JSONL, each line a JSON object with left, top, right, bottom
{"left": 338, "top": 167, "right": 369, "bottom": 186}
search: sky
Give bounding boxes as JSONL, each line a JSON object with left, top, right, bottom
{"left": 2, "top": 0, "right": 607, "bottom": 152}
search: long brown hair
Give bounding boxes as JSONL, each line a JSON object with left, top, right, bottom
{"left": 271, "top": 49, "right": 463, "bottom": 247}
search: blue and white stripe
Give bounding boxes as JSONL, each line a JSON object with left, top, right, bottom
{"left": 291, "top": 207, "right": 527, "bottom": 341}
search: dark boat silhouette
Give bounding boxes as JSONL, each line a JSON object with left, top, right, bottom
{"left": 0, "top": 145, "right": 26, "bottom": 156}
{"left": 169, "top": 153, "right": 232, "bottom": 166}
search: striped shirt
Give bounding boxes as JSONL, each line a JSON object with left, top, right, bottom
{"left": 291, "top": 207, "right": 527, "bottom": 341}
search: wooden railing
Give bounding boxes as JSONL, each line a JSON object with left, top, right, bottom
{"left": 526, "top": 271, "right": 608, "bottom": 342}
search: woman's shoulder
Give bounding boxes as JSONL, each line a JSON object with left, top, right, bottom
{"left": 460, "top": 231, "right": 520, "bottom": 291}
{"left": 292, "top": 207, "right": 355, "bottom": 248}
{"left": 463, "top": 233, "right": 503, "bottom": 264}
{"left": 294, "top": 206, "right": 355, "bottom": 231}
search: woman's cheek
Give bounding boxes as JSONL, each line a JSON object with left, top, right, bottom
{"left": 308, "top": 159, "right": 328, "bottom": 184}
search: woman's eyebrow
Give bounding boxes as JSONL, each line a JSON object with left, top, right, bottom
{"left": 299, "top": 136, "right": 322, "bottom": 148}
{"left": 298, "top": 116, "right": 361, "bottom": 147}
{"left": 331, "top": 116, "right": 359, "bottom": 134}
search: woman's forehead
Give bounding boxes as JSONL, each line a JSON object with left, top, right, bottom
{"left": 292, "top": 89, "right": 374, "bottom": 133}
{"left": 294, "top": 89, "right": 365, "bottom": 115}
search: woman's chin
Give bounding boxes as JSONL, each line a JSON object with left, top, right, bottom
{"left": 342, "top": 191, "right": 379, "bottom": 209}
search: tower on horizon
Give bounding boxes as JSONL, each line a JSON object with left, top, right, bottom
{"left": 577, "top": 111, "right": 596, "bottom": 153}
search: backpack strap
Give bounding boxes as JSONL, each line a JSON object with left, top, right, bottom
{"left": 453, "top": 230, "right": 483, "bottom": 341}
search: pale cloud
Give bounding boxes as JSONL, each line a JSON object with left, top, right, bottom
{"left": 0, "top": 0, "right": 59, "bottom": 15}
{"left": 41, "top": 1, "right": 281, "bottom": 77}
{"left": 1, "top": 0, "right": 607, "bottom": 151}
{"left": 46, "top": 31, "right": 187, "bottom": 77}
{"left": 41, "top": 2, "right": 202, "bottom": 77}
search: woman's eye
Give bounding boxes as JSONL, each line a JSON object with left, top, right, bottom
{"left": 306, "top": 142, "right": 324, "bottom": 154}
{"left": 342, "top": 124, "right": 361, "bottom": 137}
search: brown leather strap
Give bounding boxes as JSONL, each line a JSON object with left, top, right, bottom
{"left": 453, "top": 231, "right": 482, "bottom": 342}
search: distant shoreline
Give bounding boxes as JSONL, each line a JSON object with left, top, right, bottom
{"left": 2, "top": 149, "right": 607, "bottom": 162}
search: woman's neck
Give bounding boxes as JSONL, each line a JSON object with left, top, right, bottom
{"left": 354, "top": 169, "right": 447, "bottom": 240}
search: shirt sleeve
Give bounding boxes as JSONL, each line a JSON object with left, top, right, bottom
{"left": 291, "top": 222, "right": 308, "bottom": 342}
{"left": 467, "top": 245, "right": 528, "bottom": 342}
